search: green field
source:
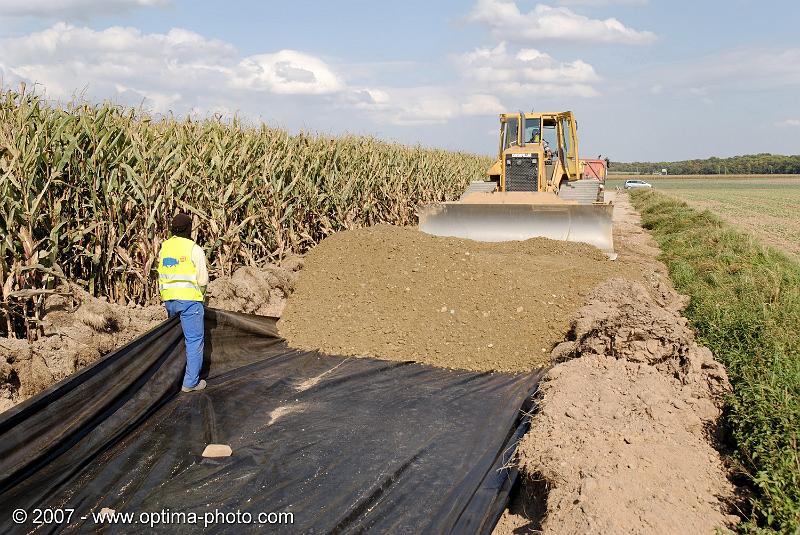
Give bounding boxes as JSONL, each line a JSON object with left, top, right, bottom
{"left": 608, "top": 176, "right": 800, "bottom": 258}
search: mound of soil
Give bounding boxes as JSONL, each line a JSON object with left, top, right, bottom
{"left": 206, "top": 255, "right": 303, "bottom": 317}
{"left": 494, "top": 193, "right": 738, "bottom": 534}
{"left": 0, "top": 287, "right": 164, "bottom": 413}
{"left": 509, "top": 357, "right": 736, "bottom": 533}
{"left": 279, "top": 225, "right": 625, "bottom": 373}
{"left": 552, "top": 278, "right": 730, "bottom": 402}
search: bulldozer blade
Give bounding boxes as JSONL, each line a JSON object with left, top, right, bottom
{"left": 417, "top": 202, "right": 616, "bottom": 258}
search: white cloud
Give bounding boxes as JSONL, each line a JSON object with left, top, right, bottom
{"left": 346, "top": 87, "right": 506, "bottom": 126}
{"left": 467, "top": 0, "right": 656, "bottom": 45}
{"left": 456, "top": 42, "right": 600, "bottom": 97}
{"left": 0, "top": 0, "right": 168, "bottom": 18}
{"left": 235, "top": 50, "right": 343, "bottom": 95}
{"left": 0, "top": 22, "right": 508, "bottom": 128}
{"left": 0, "top": 23, "right": 344, "bottom": 112}
{"left": 776, "top": 119, "right": 800, "bottom": 127}
{"left": 642, "top": 47, "right": 800, "bottom": 98}
{"left": 114, "top": 83, "right": 181, "bottom": 110}
{"left": 558, "top": 0, "right": 647, "bottom": 5}
{"left": 462, "top": 94, "right": 505, "bottom": 115}
{"left": 688, "top": 87, "right": 713, "bottom": 105}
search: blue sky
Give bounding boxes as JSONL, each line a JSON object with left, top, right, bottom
{"left": 1, "top": 0, "right": 798, "bottom": 161}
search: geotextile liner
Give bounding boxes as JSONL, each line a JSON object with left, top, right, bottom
{"left": 0, "top": 309, "right": 542, "bottom": 534}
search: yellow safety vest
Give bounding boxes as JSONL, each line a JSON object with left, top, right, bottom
{"left": 157, "top": 236, "right": 204, "bottom": 302}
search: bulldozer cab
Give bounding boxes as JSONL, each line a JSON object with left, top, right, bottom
{"left": 494, "top": 111, "right": 580, "bottom": 193}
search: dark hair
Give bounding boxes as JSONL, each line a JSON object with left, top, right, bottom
{"left": 171, "top": 213, "right": 192, "bottom": 239}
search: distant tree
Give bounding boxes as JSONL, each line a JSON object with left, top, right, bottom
{"left": 613, "top": 153, "right": 800, "bottom": 174}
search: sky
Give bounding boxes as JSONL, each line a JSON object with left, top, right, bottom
{"left": 0, "top": 0, "right": 798, "bottom": 161}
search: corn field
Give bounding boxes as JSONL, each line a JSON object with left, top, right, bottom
{"left": 0, "top": 87, "right": 492, "bottom": 339}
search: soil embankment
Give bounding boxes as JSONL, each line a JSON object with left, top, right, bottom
{"left": 0, "top": 288, "right": 164, "bottom": 413}
{"left": 494, "top": 193, "right": 738, "bottom": 534}
{"left": 278, "top": 225, "right": 627, "bottom": 372}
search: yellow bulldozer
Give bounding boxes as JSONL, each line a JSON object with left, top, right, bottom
{"left": 418, "top": 111, "right": 615, "bottom": 258}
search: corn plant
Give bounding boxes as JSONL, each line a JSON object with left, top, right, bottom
{"left": 0, "top": 86, "right": 493, "bottom": 338}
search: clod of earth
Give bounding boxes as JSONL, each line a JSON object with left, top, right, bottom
{"left": 202, "top": 444, "right": 233, "bottom": 458}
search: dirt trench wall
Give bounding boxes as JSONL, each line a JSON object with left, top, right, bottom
{"left": 1, "top": 258, "right": 303, "bottom": 413}
{"left": 0, "top": 287, "right": 165, "bottom": 413}
{"left": 552, "top": 278, "right": 730, "bottom": 403}
{"left": 496, "top": 193, "right": 739, "bottom": 534}
{"left": 499, "top": 278, "right": 737, "bottom": 534}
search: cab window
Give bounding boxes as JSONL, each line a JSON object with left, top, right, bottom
{"left": 561, "top": 117, "right": 572, "bottom": 156}
{"left": 523, "top": 117, "right": 541, "bottom": 144}
{"left": 502, "top": 117, "right": 519, "bottom": 149}
{"left": 542, "top": 118, "right": 558, "bottom": 155}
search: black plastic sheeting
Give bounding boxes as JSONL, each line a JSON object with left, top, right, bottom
{"left": 0, "top": 309, "right": 542, "bottom": 534}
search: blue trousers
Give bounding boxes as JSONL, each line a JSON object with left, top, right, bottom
{"left": 164, "top": 300, "right": 204, "bottom": 388}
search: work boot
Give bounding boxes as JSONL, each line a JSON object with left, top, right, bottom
{"left": 181, "top": 379, "right": 207, "bottom": 393}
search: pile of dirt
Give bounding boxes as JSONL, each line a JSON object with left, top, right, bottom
{"left": 551, "top": 278, "right": 730, "bottom": 402}
{"left": 505, "top": 358, "right": 737, "bottom": 533}
{"left": 279, "top": 225, "right": 627, "bottom": 373}
{"left": 0, "top": 287, "right": 164, "bottom": 413}
{"left": 206, "top": 255, "right": 303, "bottom": 317}
{"left": 494, "top": 193, "right": 739, "bottom": 534}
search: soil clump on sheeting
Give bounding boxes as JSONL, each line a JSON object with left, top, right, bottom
{"left": 279, "top": 224, "right": 627, "bottom": 373}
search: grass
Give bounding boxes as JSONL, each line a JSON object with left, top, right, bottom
{"left": 630, "top": 190, "right": 800, "bottom": 533}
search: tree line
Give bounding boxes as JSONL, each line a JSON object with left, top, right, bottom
{"left": 612, "top": 153, "right": 800, "bottom": 174}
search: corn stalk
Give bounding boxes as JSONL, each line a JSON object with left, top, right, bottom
{"left": 0, "top": 86, "right": 492, "bottom": 338}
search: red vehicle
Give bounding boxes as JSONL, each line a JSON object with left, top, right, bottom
{"left": 580, "top": 158, "right": 608, "bottom": 182}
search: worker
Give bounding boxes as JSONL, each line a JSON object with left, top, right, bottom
{"left": 157, "top": 213, "right": 209, "bottom": 393}
{"left": 528, "top": 129, "right": 541, "bottom": 143}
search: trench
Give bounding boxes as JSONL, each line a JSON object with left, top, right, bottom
{"left": 0, "top": 309, "right": 545, "bottom": 534}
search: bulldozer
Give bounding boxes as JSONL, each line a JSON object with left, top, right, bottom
{"left": 418, "top": 111, "right": 615, "bottom": 258}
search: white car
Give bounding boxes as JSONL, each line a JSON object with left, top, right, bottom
{"left": 624, "top": 179, "right": 653, "bottom": 190}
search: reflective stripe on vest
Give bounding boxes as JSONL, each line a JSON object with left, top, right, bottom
{"left": 157, "top": 236, "right": 204, "bottom": 302}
